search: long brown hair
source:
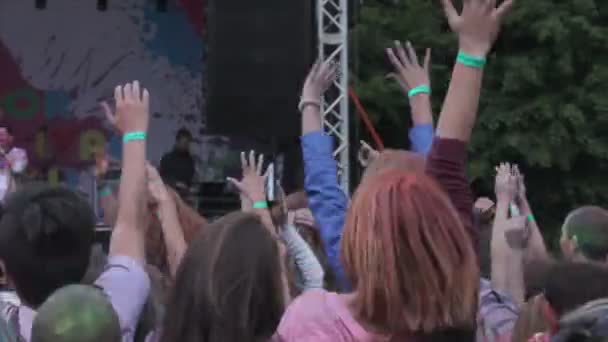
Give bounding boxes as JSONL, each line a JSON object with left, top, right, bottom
{"left": 341, "top": 170, "right": 479, "bottom": 335}
{"left": 159, "top": 212, "right": 284, "bottom": 342}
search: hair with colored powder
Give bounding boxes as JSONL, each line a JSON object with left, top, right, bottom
{"left": 362, "top": 149, "right": 425, "bottom": 180}
{"left": 31, "top": 284, "right": 120, "bottom": 342}
{"left": 562, "top": 206, "right": 608, "bottom": 261}
{"left": 341, "top": 170, "right": 479, "bottom": 336}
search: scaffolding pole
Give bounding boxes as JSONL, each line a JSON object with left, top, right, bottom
{"left": 317, "top": 0, "right": 350, "bottom": 194}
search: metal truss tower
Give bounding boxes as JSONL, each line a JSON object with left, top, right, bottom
{"left": 317, "top": 0, "right": 350, "bottom": 193}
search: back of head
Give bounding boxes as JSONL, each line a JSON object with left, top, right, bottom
{"left": 562, "top": 206, "right": 608, "bottom": 261}
{"left": 160, "top": 212, "right": 284, "bottom": 342}
{"left": 362, "top": 149, "right": 425, "bottom": 181}
{"left": 341, "top": 170, "right": 479, "bottom": 335}
{"left": 544, "top": 262, "right": 608, "bottom": 317}
{"left": 0, "top": 185, "right": 94, "bottom": 307}
{"left": 31, "top": 285, "right": 120, "bottom": 342}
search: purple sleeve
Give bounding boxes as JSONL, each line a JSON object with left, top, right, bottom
{"left": 478, "top": 279, "right": 519, "bottom": 342}
{"left": 95, "top": 255, "right": 150, "bottom": 342}
{"left": 425, "top": 138, "right": 476, "bottom": 253}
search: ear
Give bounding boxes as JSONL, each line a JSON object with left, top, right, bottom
{"left": 560, "top": 234, "right": 576, "bottom": 260}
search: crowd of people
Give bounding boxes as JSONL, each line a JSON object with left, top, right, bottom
{"left": 0, "top": 0, "right": 607, "bottom": 341}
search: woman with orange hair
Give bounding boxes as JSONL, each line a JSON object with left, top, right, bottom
{"left": 276, "top": 0, "right": 514, "bottom": 340}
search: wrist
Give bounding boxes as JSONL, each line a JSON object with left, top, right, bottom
{"left": 458, "top": 44, "right": 488, "bottom": 59}
{"left": 496, "top": 194, "right": 512, "bottom": 203}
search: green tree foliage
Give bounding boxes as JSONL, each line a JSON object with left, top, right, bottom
{"left": 352, "top": 0, "right": 608, "bottom": 245}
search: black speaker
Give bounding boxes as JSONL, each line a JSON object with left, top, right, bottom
{"left": 206, "top": 0, "right": 314, "bottom": 142}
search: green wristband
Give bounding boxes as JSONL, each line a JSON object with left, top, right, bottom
{"left": 408, "top": 85, "right": 431, "bottom": 98}
{"left": 123, "top": 131, "right": 146, "bottom": 143}
{"left": 253, "top": 201, "right": 268, "bottom": 209}
{"left": 98, "top": 187, "right": 112, "bottom": 197}
{"left": 457, "top": 52, "right": 486, "bottom": 69}
{"left": 527, "top": 214, "right": 535, "bottom": 222}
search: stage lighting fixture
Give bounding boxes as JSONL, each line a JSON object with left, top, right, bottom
{"left": 157, "top": 0, "right": 167, "bottom": 12}
{"left": 97, "top": 0, "right": 107, "bottom": 11}
{"left": 35, "top": 0, "right": 46, "bottom": 10}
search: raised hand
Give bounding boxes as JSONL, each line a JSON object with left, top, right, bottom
{"left": 386, "top": 41, "right": 431, "bottom": 95}
{"left": 105, "top": 81, "right": 150, "bottom": 134}
{"left": 441, "top": 0, "right": 514, "bottom": 56}
{"left": 357, "top": 140, "right": 380, "bottom": 168}
{"left": 494, "top": 162, "right": 517, "bottom": 203}
{"left": 512, "top": 164, "right": 526, "bottom": 201}
{"left": 146, "top": 163, "right": 170, "bottom": 204}
{"left": 294, "top": 208, "right": 317, "bottom": 230}
{"left": 301, "top": 60, "right": 337, "bottom": 102}
{"left": 227, "top": 150, "right": 267, "bottom": 209}
{"left": 499, "top": 215, "right": 531, "bottom": 250}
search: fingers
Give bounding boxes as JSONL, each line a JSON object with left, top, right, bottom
{"left": 226, "top": 177, "right": 245, "bottom": 193}
{"left": 142, "top": 89, "right": 150, "bottom": 108}
{"left": 248, "top": 150, "right": 256, "bottom": 173}
{"left": 441, "top": 0, "right": 460, "bottom": 23}
{"left": 360, "top": 140, "right": 374, "bottom": 152}
{"left": 386, "top": 47, "right": 404, "bottom": 70}
{"left": 124, "top": 83, "right": 133, "bottom": 103}
{"left": 132, "top": 80, "right": 141, "bottom": 101}
{"left": 100, "top": 101, "right": 116, "bottom": 124}
{"left": 114, "top": 85, "right": 123, "bottom": 105}
{"left": 240, "top": 151, "right": 247, "bottom": 171}
{"left": 405, "top": 41, "right": 419, "bottom": 67}
{"left": 256, "top": 154, "right": 264, "bottom": 176}
{"left": 319, "top": 60, "right": 337, "bottom": 85}
{"left": 494, "top": 0, "right": 513, "bottom": 19}
{"left": 423, "top": 48, "right": 431, "bottom": 72}
{"left": 395, "top": 41, "right": 411, "bottom": 67}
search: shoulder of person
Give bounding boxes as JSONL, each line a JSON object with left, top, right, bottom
{"left": 277, "top": 289, "right": 349, "bottom": 341}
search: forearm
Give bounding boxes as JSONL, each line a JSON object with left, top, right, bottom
{"left": 110, "top": 140, "right": 147, "bottom": 261}
{"left": 409, "top": 94, "right": 433, "bottom": 126}
{"left": 282, "top": 224, "right": 324, "bottom": 290}
{"left": 302, "top": 105, "right": 323, "bottom": 135}
{"left": 491, "top": 200, "right": 525, "bottom": 304}
{"left": 117, "top": 141, "right": 146, "bottom": 226}
{"left": 255, "top": 208, "right": 279, "bottom": 240}
{"left": 520, "top": 197, "right": 548, "bottom": 261}
{"left": 158, "top": 201, "right": 187, "bottom": 278}
{"left": 436, "top": 60, "right": 484, "bottom": 142}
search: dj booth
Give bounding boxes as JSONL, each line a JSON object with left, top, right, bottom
{"left": 79, "top": 170, "right": 240, "bottom": 251}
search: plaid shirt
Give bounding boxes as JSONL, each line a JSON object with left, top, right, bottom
{"left": 478, "top": 278, "right": 520, "bottom": 342}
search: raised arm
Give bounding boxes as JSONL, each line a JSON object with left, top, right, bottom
{"left": 147, "top": 164, "right": 187, "bottom": 278}
{"left": 105, "top": 82, "right": 149, "bottom": 262}
{"left": 427, "top": 0, "right": 513, "bottom": 249}
{"left": 97, "top": 83, "right": 151, "bottom": 339}
{"left": 491, "top": 163, "right": 526, "bottom": 304}
{"left": 513, "top": 165, "right": 548, "bottom": 262}
{"left": 299, "top": 61, "right": 349, "bottom": 290}
{"left": 386, "top": 41, "right": 434, "bottom": 154}
{"left": 437, "top": 0, "right": 512, "bottom": 142}
{"left": 282, "top": 212, "right": 324, "bottom": 291}
{"left": 228, "top": 151, "right": 292, "bottom": 304}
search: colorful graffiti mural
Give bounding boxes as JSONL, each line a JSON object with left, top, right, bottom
{"left": 0, "top": 0, "right": 207, "bottom": 185}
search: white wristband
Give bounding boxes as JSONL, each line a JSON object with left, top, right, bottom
{"left": 298, "top": 99, "right": 320, "bottom": 113}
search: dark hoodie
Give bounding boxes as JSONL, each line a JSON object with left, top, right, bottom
{"left": 552, "top": 298, "right": 608, "bottom": 342}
